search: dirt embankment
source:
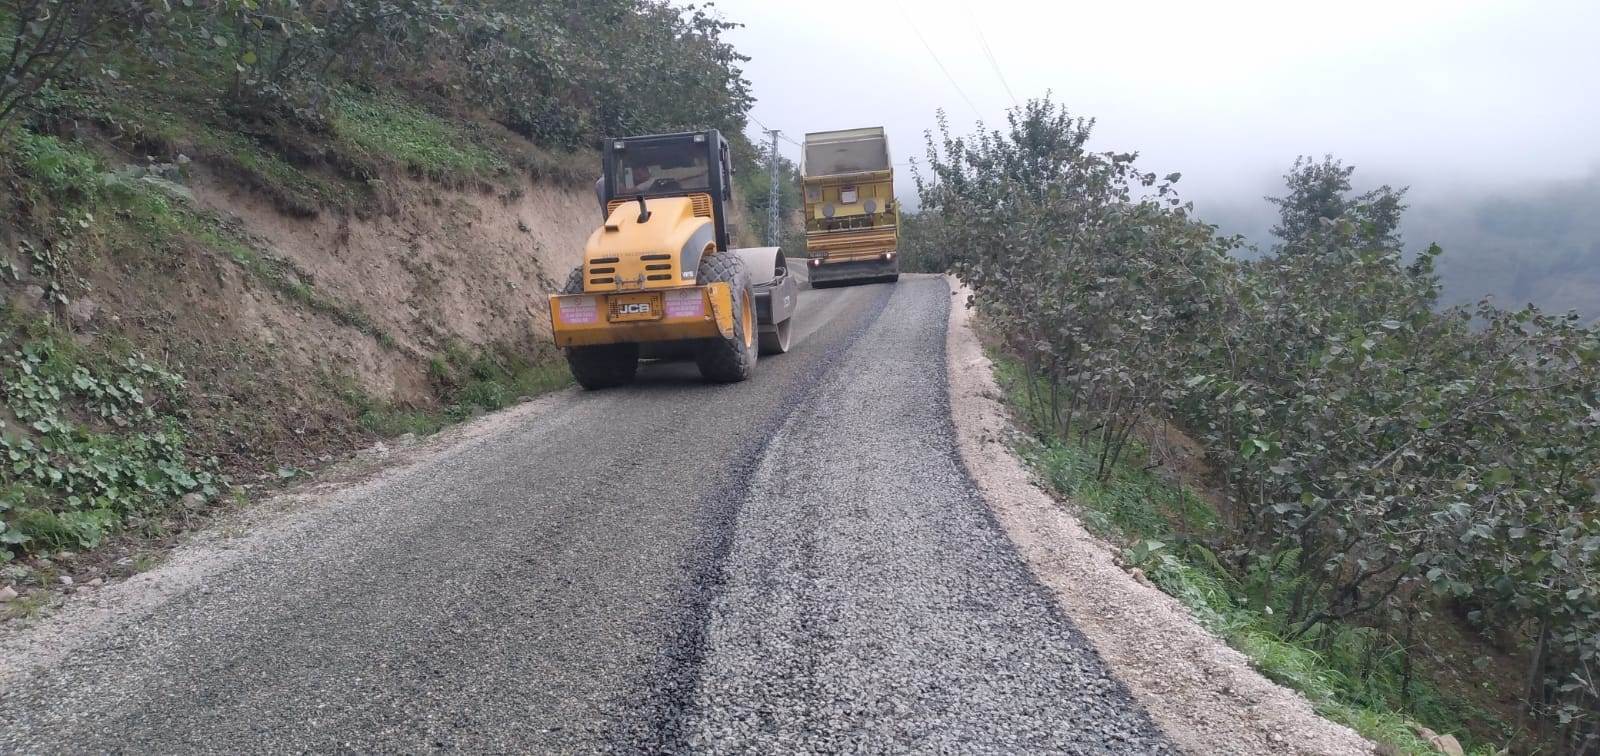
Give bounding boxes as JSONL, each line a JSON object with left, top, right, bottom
{"left": 59, "top": 153, "right": 597, "bottom": 487}
{"left": 187, "top": 169, "right": 594, "bottom": 400}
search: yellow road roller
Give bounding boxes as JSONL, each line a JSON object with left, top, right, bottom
{"left": 548, "top": 130, "right": 799, "bottom": 389}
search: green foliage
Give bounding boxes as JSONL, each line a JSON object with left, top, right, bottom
{"left": 131, "top": 0, "right": 748, "bottom": 148}
{"left": 918, "top": 98, "right": 1235, "bottom": 481}
{"left": 0, "top": 323, "right": 220, "bottom": 558}
{"left": 0, "top": 0, "right": 164, "bottom": 137}
{"left": 429, "top": 342, "right": 571, "bottom": 420}
{"left": 354, "top": 342, "right": 571, "bottom": 438}
{"left": 895, "top": 210, "right": 952, "bottom": 274}
{"left": 0, "top": 131, "right": 231, "bottom": 558}
{"left": 0, "top": 0, "right": 732, "bottom": 571}
{"left": 996, "top": 354, "right": 1494, "bottom": 755}
{"left": 924, "top": 96, "right": 1600, "bottom": 751}
{"left": 10, "top": 130, "right": 98, "bottom": 203}
{"left": 564, "top": 1, "right": 754, "bottom": 142}
{"left": 731, "top": 140, "right": 803, "bottom": 252}
{"left": 330, "top": 92, "right": 506, "bottom": 181}
{"left": 4, "top": 130, "right": 109, "bottom": 304}
{"left": 5, "top": 0, "right": 756, "bottom": 208}
{"left": 1268, "top": 155, "right": 1406, "bottom": 255}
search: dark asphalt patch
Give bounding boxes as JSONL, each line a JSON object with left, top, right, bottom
{"left": 620, "top": 282, "right": 895, "bottom": 751}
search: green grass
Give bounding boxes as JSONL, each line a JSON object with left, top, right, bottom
{"left": 5, "top": 125, "right": 398, "bottom": 353}
{"left": 331, "top": 92, "right": 506, "bottom": 181}
{"left": 83, "top": 90, "right": 355, "bottom": 215}
{"left": 353, "top": 344, "right": 571, "bottom": 438}
{"left": 1021, "top": 438, "right": 1217, "bottom": 542}
{"left": 9, "top": 130, "right": 99, "bottom": 203}
{"left": 989, "top": 353, "right": 1505, "bottom": 755}
{"left": 69, "top": 79, "right": 506, "bottom": 216}
{"left": 195, "top": 128, "right": 351, "bottom": 214}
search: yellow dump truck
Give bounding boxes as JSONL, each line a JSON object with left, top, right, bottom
{"left": 801, "top": 127, "right": 898, "bottom": 286}
{"left": 547, "top": 130, "right": 799, "bottom": 389}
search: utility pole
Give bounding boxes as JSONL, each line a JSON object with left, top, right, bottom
{"left": 765, "top": 129, "right": 782, "bottom": 247}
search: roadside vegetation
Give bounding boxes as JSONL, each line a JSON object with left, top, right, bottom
{"left": 0, "top": 0, "right": 755, "bottom": 573}
{"left": 351, "top": 342, "right": 572, "bottom": 438}
{"left": 732, "top": 143, "right": 806, "bottom": 257}
{"left": 918, "top": 98, "right": 1599, "bottom": 754}
{"left": 994, "top": 356, "right": 1488, "bottom": 755}
{"left": 894, "top": 210, "right": 952, "bottom": 274}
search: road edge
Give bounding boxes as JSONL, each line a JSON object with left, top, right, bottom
{"left": 0, "top": 387, "right": 582, "bottom": 680}
{"left": 942, "top": 276, "right": 1376, "bottom": 756}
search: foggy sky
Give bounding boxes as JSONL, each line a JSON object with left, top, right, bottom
{"left": 714, "top": 0, "right": 1600, "bottom": 213}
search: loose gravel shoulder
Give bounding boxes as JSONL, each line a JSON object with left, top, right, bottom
{"left": 943, "top": 276, "right": 1377, "bottom": 756}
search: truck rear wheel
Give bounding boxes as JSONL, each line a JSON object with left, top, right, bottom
{"left": 695, "top": 252, "right": 757, "bottom": 383}
{"left": 561, "top": 267, "right": 639, "bottom": 390}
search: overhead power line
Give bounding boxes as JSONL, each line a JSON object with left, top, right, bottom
{"left": 749, "top": 112, "right": 803, "bottom": 150}
{"left": 967, "top": 8, "right": 1018, "bottom": 107}
{"left": 893, "top": 0, "right": 983, "bottom": 120}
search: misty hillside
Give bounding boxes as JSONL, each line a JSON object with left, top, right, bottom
{"left": 1409, "top": 168, "right": 1600, "bottom": 320}
{"left": 1208, "top": 167, "right": 1600, "bottom": 321}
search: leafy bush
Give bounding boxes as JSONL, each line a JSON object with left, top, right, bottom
{"left": 1004, "top": 398, "right": 1460, "bottom": 753}
{"left": 895, "top": 210, "right": 952, "bottom": 274}
{"left": 170, "top": 0, "right": 748, "bottom": 147}
{"left": 6, "top": 0, "right": 755, "bottom": 189}
{"left": 10, "top": 131, "right": 98, "bottom": 202}
{"left": 919, "top": 96, "right": 1600, "bottom": 752}
{"left": 0, "top": 0, "right": 168, "bottom": 137}
{"left": 0, "top": 328, "right": 220, "bottom": 558}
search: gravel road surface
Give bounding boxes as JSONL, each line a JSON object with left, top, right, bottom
{"left": 0, "top": 275, "right": 1172, "bottom": 753}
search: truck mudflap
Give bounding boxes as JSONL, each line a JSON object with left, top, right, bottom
{"left": 549, "top": 282, "right": 735, "bottom": 348}
{"left": 806, "top": 254, "right": 899, "bottom": 285}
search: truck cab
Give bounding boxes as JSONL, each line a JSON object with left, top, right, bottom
{"left": 594, "top": 130, "right": 737, "bottom": 262}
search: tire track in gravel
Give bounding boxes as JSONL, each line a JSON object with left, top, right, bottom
{"left": 622, "top": 281, "right": 895, "bottom": 750}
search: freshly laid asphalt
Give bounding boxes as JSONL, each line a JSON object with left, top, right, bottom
{"left": 0, "top": 274, "right": 1173, "bottom": 754}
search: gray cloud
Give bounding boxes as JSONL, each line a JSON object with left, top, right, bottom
{"left": 717, "top": 0, "right": 1600, "bottom": 209}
